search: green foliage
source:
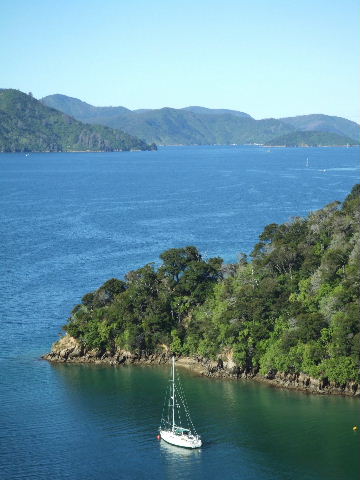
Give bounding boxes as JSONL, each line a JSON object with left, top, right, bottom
{"left": 65, "top": 247, "right": 223, "bottom": 355}
{"left": 41, "top": 95, "right": 295, "bottom": 145}
{"left": 317, "top": 357, "right": 360, "bottom": 384}
{"left": 63, "top": 185, "right": 360, "bottom": 384}
{"left": 0, "top": 89, "right": 156, "bottom": 152}
{"left": 266, "top": 130, "right": 359, "bottom": 147}
{"left": 279, "top": 114, "right": 360, "bottom": 142}
{"left": 41, "top": 94, "right": 360, "bottom": 145}
{"left": 170, "top": 329, "right": 183, "bottom": 355}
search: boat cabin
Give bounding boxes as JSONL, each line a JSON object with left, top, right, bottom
{"left": 174, "top": 427, "right": 190, "bottom": 436}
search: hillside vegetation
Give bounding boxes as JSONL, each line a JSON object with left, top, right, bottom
{"left": 280, "top": 114, "right": 360, "bottom": 141}
{"left": 41, "top": 94, "right": 292, "bottom": 145}
{"left": 0, "top": 89, "right": 155, "bottom": 152}
{"left": 63, "top": 185, "right": 360, "bottom": 385}
{"left": 266, "top": 130, "right": 359, "bottom": 147}
{"left": 42, "top": 94, "right": 360, "bottom": 145}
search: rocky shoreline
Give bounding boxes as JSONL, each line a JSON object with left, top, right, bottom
{"left": 43, "top": 335, "right": 359, "bottom": 397}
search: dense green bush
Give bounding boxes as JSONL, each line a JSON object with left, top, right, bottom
{"left": 64, "top": 184, "right": 360, "bottom": 384}
{"left": 0, "top": 89, "right": 155, "bottom": 152}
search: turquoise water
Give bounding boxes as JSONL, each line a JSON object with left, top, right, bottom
{"left": 1, "top": 146, "right": 359, "bottom": 479}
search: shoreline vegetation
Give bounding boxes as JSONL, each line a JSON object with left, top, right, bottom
{"left": 2, "top": 144, "right": 358, "bottom": 153}
{"left": 43, "top": 335, "right": 359, "bottom": 397}
{"left": 263, "top": 130, "right": 359, "bottom": 148}
{"left": 2, "top": 148, "right": 156, "bottom": 154}
{"left": 44, "top": 184, "right": 360, "bottom": 397}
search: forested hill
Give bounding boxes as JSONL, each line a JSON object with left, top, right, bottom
{"left": 265, "top": 131, "right": 359, "bottom": 147}
{"left": 41, "top": 93, "right": 360, "bottom": 145}
{"left": 279, "top": 114, "right": 360, "bottom": 141}
{"left": 62, "top": 184, "right": 360, "bottom": 385}
{"left": 0, "top": 89, "right": 156, "bottom": 152}
{"left": 41, "top": 94, "right": 293, "bottom": 145}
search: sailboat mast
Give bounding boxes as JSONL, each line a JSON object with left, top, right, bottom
{"left": 172, "top": 356, "right": 175, "bottom": 431}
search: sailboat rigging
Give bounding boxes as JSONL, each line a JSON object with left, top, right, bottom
{"left": 159, "top": 356, "right": 202, "bottom": 448}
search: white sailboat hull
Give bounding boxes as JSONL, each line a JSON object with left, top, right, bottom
{"left": 160, "top": 429, "right": 202, "bottom": 449}
{"left": 159, "top": 357, "right": 202, "bottom": 449}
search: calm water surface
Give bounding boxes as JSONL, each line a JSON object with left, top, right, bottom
{"left": 1, "top": 146, "right": 359, "bottom": 479}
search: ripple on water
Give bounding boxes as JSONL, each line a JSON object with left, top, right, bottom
{"left": 1, "top": 147, "right": 359, "bottom": 480}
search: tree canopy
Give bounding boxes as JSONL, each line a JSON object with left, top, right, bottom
{"left": 64, "top": 185, "right": 360, "bottom": 384}
{"left": 0, "top": 89, "right": 156, "bottom": 152}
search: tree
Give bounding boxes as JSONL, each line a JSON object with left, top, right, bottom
{"left": 160, "top": 246, "right": 202, "bottom": 282}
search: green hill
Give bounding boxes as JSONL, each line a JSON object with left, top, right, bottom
{"left": 0, "top": 89, "right": 155, "bottom": 152}
{"left": 265, "top": 130, "right": 359, "bottom": 147}
{"left": 104, "top": 107, "right": 293, "bottom": 145}
{"left": 40, "top": 93, "right": 132, "bottom": 123}
{"left": 41, "top": 94, "right": 294, "bottom": 145}
{"left": 41, "top": 93, "right": 360, "bottom": 146}
{"left": 280, "top": 114, "right": 360, "bottom": 142}
{"left": 58, "top": 184, "right": 360, "bottom": 386}
{"left": 182, "top": 106, "right": 252, "bottom": 118}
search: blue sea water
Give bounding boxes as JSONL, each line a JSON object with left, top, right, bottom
{"left": 0, "top": 146, "right": 359, "bottom": 480}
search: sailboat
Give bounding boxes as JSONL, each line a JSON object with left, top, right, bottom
{"left": 159, "top": 356, "right": 202, "bottom": 448}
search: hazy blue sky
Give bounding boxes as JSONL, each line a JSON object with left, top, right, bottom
{"left": 1, "top": 0, "right": 359, "bottom": 121}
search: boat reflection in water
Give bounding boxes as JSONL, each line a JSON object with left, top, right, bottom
{"left": 159, "top": 439, "right": 202, "bottom": 480}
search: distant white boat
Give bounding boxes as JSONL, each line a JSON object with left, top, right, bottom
{"left": 159, "top": 356, "right": 202, "bottom": 449}
{"left": 306, "top": 157, "right": 309, "bottom": 167}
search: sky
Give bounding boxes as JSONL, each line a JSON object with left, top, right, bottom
{"left": 1, "top": 0, "right": 359, "bottom": 122}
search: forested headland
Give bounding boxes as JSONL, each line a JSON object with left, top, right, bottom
{"left": 47, "top": 185, "right": 360, "bottom": 391}
{"left": 265, "top": 130, "right": 359, "bottom": 147}
{"left": 0, "top": 89, "right": 156, "bottom": 152}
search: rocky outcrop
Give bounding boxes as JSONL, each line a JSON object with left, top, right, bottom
{"left": 255, "top": 370, "right": 359, "bottom": 397}
{"left": 43, "top": 335, "right": 359, "bottom": 397}
{"left": 42, "top": 335, "right": 170, "bottom": 366}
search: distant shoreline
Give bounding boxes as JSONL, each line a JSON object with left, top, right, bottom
{"left": 1, "top": 144, "right": 359, "bottom": 153}
{"left": 262, "top": 144, "right": 359, "bottom": 148}
{"left": 0, "top": 148, "right": 155, "bottom": 154}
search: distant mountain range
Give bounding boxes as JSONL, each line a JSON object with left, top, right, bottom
{"left": 0, "top": 89, "right": 155, "bottom": 152}
{"left": 41, "top": 94, "right": 360, "bottom": 146}
{"left": 0, "top": 89, "right": 358, "bottom": 151}
{"left": 280, "top": 114, "right": 360, "bottom": 140}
